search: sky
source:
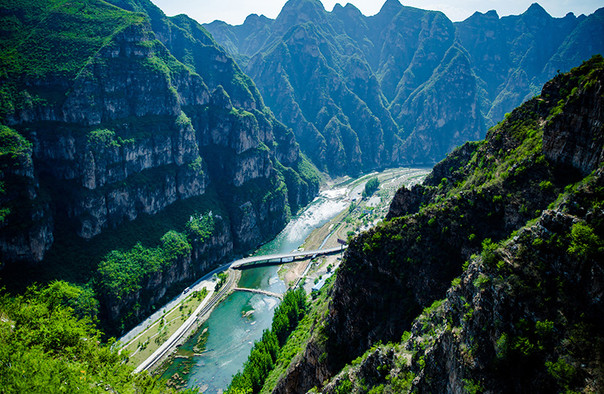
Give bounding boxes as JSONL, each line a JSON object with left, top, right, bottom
{"left": 150, "top": 0, "right": 603, "bottom": 26}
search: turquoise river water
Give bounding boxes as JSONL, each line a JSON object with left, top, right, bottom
{"left": 160, "top": 188, "right": 350, "bottom": 392}
{"left": 160, "top": 167, "right": 429, "bottom": 392}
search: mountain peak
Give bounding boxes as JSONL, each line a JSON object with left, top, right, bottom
{"left": 378, "top": 0, "right": 402, "bottom": 16}
{"left": 524, "top": 3, "right": 550, "bottom": 18}
{"left": 332, "top": 3, "right": 344, "bottom": 12}
{"left": 274, "top": 0, "right": 329, "bottom": 35}
{"left": 332, "top": 2, "right": 362, "bottom": 17}
{"left": 465, "top": 9, "right": 499, "bottom": 22}
{"left": 243, "top": 13, "right": 271, "bottom": 26}
{"left": 344, "top": 3, "right": 362, "bottom": 14}
{"left": 277, "top": 0, "right": 326, "bottom": 21}
{"left": 282, "top": 0, "right": 325, "bottom": 11}
{"left": 485, "top": 9, "right": 499, "bottom": 18}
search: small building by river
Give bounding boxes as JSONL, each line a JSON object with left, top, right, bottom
{"left": 311, "top": 271, "right": 334, "bottom": 292}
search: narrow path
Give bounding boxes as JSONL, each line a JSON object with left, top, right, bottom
{"left": 232, "top": 287, "right": 283, "bottom": 300}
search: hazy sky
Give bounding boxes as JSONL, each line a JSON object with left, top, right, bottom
{"left": 150, "top": 0, "right": 603, "bottom": 25}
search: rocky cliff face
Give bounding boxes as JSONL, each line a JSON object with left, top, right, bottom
{"left": 406, "top": 185, "right": 604, "bottom": 393}
{"left": 0, "top": 126, "right": 53, "bottom": 265}
{"left": 542, "top": 65, "right": 604, "bottom": 174}
{"left": 205, "top": 0, "right": 604, "bottom": 174}
{"left": 272, "top": 56, "right": 604, "bottom": 392}
{"left": 0, "top": 0, "right": 319, "bottom": 300}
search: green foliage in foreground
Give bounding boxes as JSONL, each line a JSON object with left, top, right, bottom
{"left": 0, "top": 281, "right": 171, "bottom": 393}
{"left": 228, "top": 288, "right": 307, "bottom": 394}
{"left": 363, "top": 177, "right": 379, "bottom": 198}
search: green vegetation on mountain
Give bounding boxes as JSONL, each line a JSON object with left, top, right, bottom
{"left": 270, "top": 55, "right": 604, "bottom": 393}
{"left": 97, "top": 230, "right": 191, "bottom": 301}
{"left": 0, "top": 0, "right": 145, "bottom": 118}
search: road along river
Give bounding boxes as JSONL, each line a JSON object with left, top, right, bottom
{"left": 155, "top": 167, "right": 429, "bottom": 392}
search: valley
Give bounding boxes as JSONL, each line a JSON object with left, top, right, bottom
{"left": 115, "top": 167, "right": 429, "bottom": 392}
{"left": 0, "top": 0, "right": 602, "bottom": 392}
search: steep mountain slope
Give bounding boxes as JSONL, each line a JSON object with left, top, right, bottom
{"left": 0, "top": 0, "right": 319, "bottom": 332}
{"left": 205, "top": 0, "right": 604, "bottom": 174}
{"left": 269, "top": 56, "right": 603, "bottom": 393}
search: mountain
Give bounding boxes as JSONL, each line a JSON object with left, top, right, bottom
{"left": 266, "top": 56, "right": 604, "bottom": 392}
{"left": 204, "top": 0, "right": 604, "bottom": 174}
{"left": 0, "top": 0, "right": 319, "bottom": 332}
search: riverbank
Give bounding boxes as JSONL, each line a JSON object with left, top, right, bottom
{"left": 118, "top": 167, "right": 429, "bottom": 390}
{"left": 118, "top": 269, "right": 240, "bottom": 372}
{"left": 134, "top": 269, "right": 241, "bottom": 373}
{"left": 280, "top": 167, "right": 429, "bottom": 293}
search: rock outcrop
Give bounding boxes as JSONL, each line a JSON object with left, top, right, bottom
{"left": 542, "top": 65, "right": 604, "bottom": 174}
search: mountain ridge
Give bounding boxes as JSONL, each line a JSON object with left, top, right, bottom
{"left": 204, "top": 0, "right": 604, "bottom": 175}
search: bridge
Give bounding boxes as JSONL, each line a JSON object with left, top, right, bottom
{"left": 233, "top": 287, "right": 283, "bottom": 299}
{"left": 230, "top": 246, "right": 347, "bottom": 270}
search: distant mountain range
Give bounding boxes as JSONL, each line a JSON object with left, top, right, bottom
{"left": 205, "top": 0, "right": 604, "bottom": 174}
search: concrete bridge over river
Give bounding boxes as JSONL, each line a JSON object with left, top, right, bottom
{"left": 230, "top": 246, "right": 347, "bottom": 270}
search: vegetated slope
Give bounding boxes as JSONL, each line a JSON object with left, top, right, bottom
{"left": 0, "top": 0, "right": 319, "bottom": 334}
{"left": 269, "top": 56, "right": 604, "bottom": 393}
{"left": 204, "top": 0, "right": 604, "bottom": 174}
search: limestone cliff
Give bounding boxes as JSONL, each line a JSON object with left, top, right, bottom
{"left": 0, "top": 0, "right": 319, "bottom": 329}
{"left": 205, "top": 0, "right": 604, "bottom": 174}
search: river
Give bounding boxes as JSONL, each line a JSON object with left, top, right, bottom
{"left": 159, "top": 167, "right": 429, "bottom": 392}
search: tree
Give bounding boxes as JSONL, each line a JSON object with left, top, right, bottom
{"left": 363, "top": 177, "right": 379, "bottom": 197}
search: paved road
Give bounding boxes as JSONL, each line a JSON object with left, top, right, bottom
{"left": 117, "top": 262, "right": 233, "bottom": 348}
{"left": 133, "top": 270, "right": 238, "bottom": 373}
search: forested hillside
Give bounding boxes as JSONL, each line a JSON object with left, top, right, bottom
{"left": 0, "top": 0, "right": 319, "bottom": 334}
